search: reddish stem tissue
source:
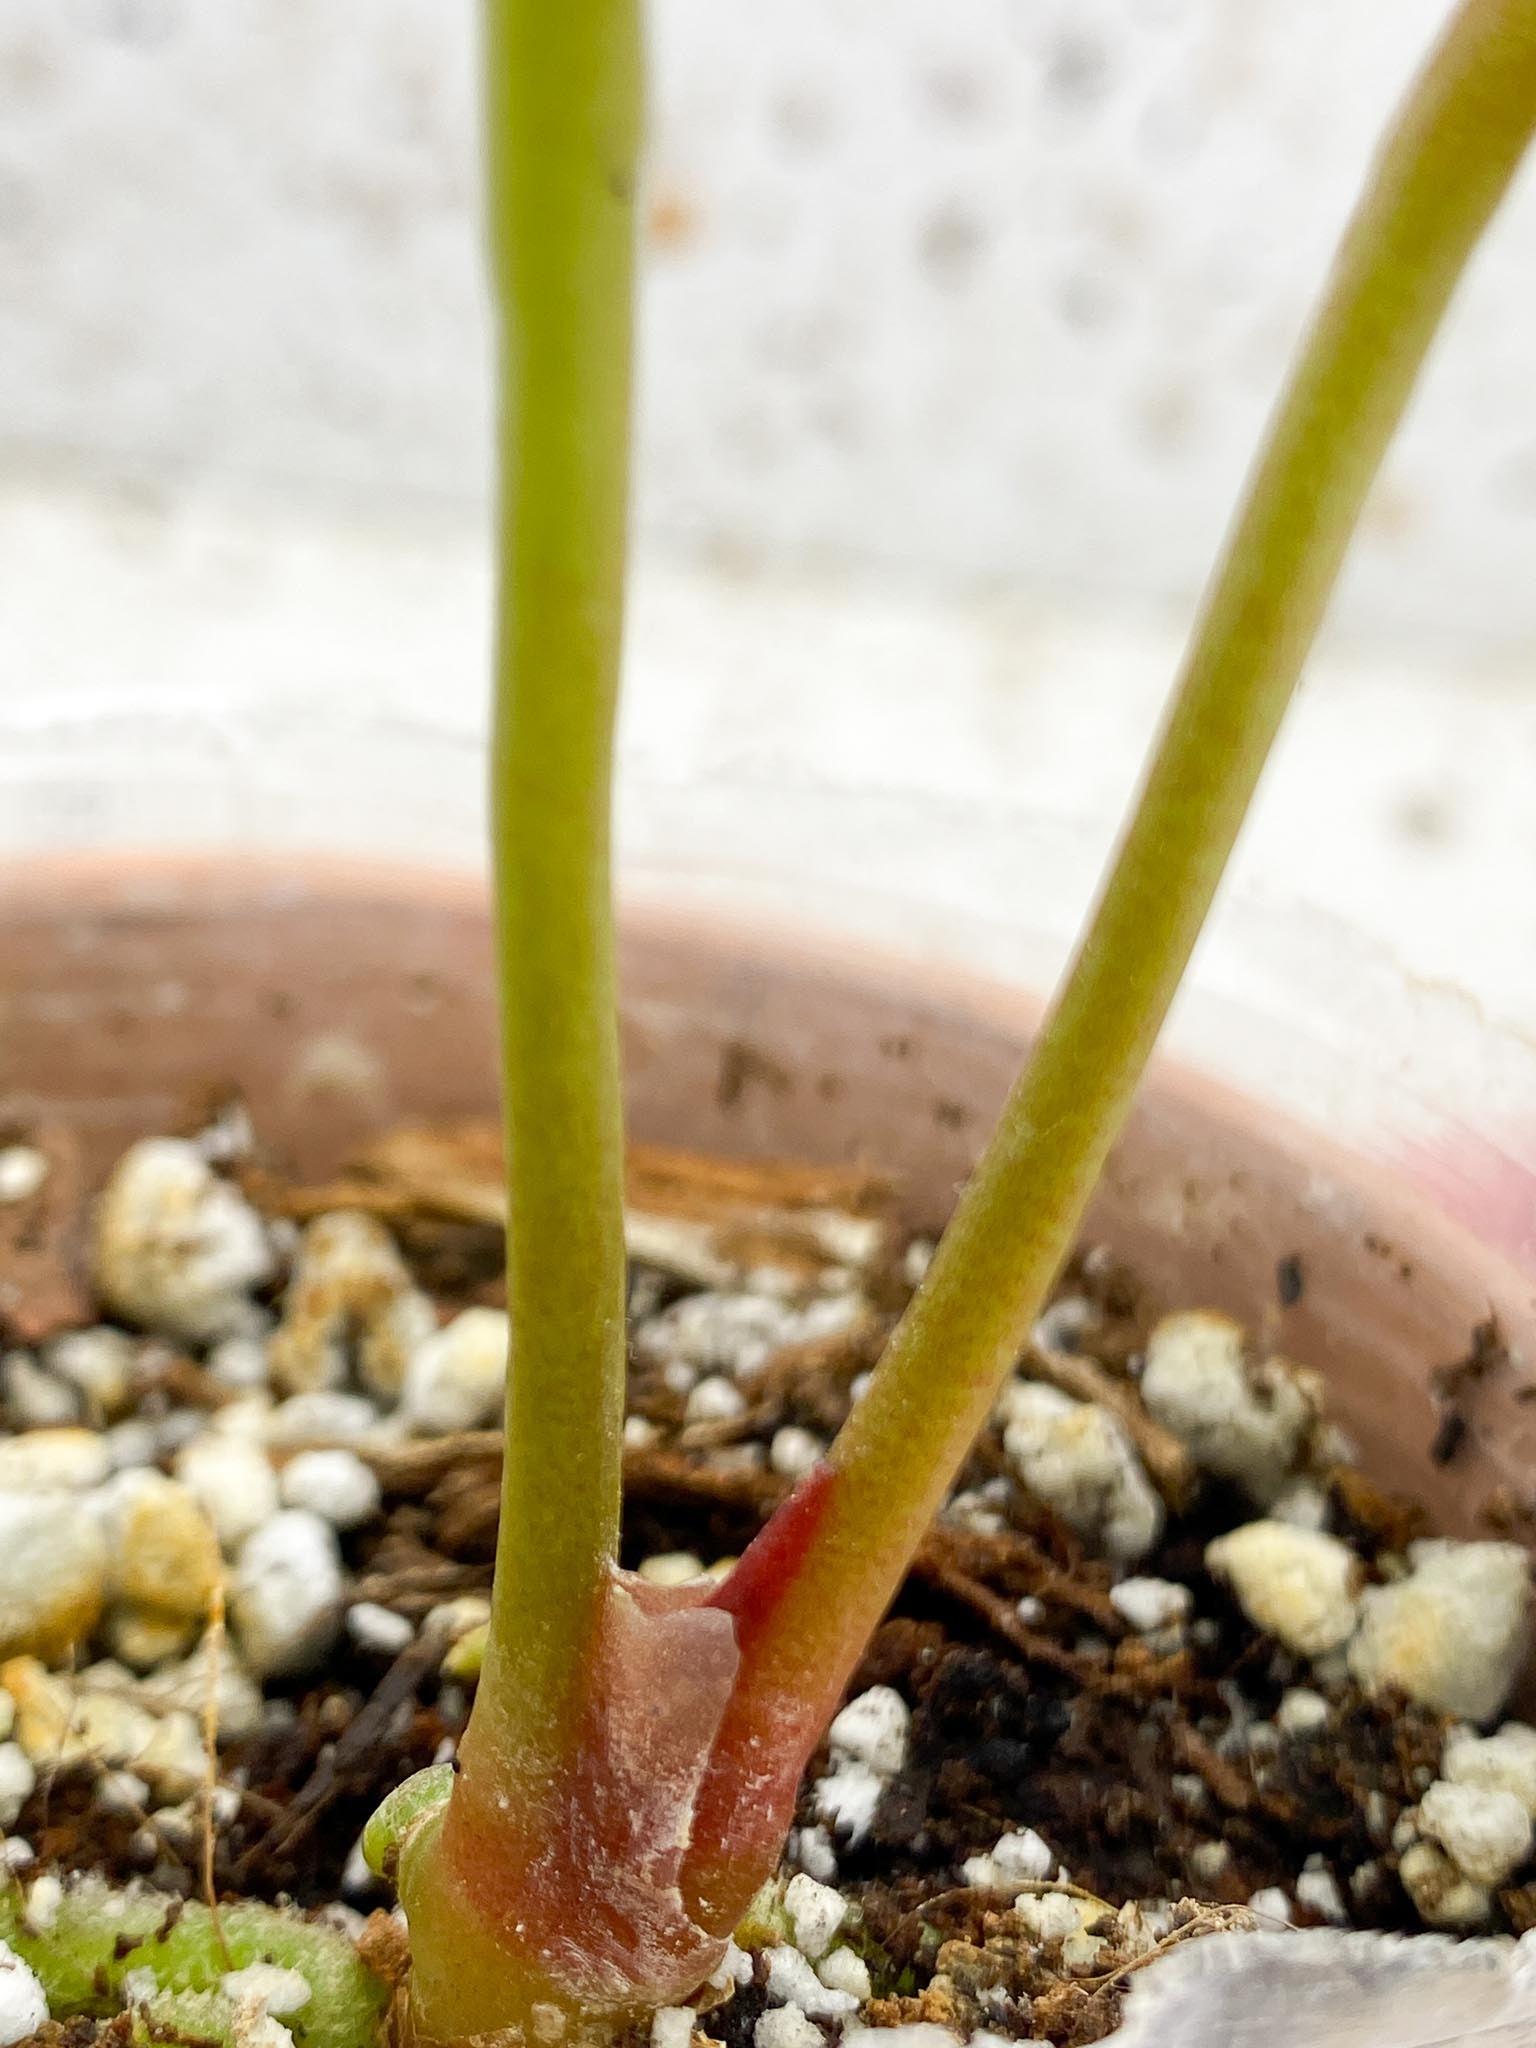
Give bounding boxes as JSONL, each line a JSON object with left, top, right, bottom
{"left": 405, "top": 1467, "right": 844, "bottom": 2034}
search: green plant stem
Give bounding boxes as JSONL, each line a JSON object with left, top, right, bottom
{"left": 684, "top": 0, "right": 1536, "bottom": 1919}
{"left": 478, "top": 0, "right": 641, "bottom": 1777}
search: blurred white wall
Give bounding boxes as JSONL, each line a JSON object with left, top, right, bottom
{"left": 4, "top": 0, "right": 1536, "bottom": 1042}
{"left": 3, "top": 0, "right": 1536, "bottom": 642}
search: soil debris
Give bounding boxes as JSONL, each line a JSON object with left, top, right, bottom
{"left": 0, "top": 1105, "right": 1530, "bottom": 2046}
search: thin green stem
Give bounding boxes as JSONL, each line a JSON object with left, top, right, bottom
{"left": 477, "top": 0, "right": 641, "bottom": 1775}
{"left": 686, "top": 0, "right": 1536, "bottom": 1915}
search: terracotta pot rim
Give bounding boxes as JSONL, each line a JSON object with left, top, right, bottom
{"left": 4, "top": 839, "right": 1536, "bottom": 1569}
{"left": 6, "top": 842, "right": 1530, "bottom": 1308}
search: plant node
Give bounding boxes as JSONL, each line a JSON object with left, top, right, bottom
{"left": 394, "top": 1468, "right": 842, "bottom": 2043}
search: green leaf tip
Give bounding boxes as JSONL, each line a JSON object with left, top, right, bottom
{"left": 0, "top": 1875, "right": 390, "bottom": 2048}
{"left": 363, "top": 1759, "right": 456, "bottom": 1879}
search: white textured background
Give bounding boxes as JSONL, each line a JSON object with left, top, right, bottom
{"left": 4, "top": 0, "right": 1536, "bottom": 1044}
